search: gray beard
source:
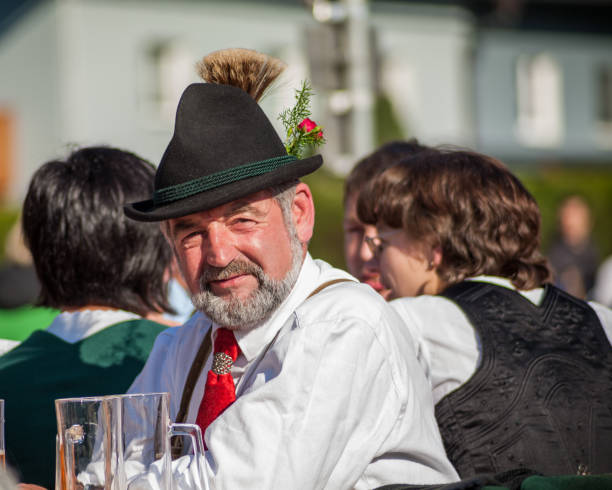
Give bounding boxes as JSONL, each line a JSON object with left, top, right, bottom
{"left": 191, "top": 233, "right": 303, "bottom": 331}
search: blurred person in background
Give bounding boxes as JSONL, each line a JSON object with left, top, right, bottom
{"left": 343, "top": 140, "right": 430, "bottom": 300}
{"left": 358, "top": 149, "right": 612, "bottom": 479}
{"left": 0, "top": 147, "right": 176, "bottom": 489}
{"left": 0, "top": 218, "right": 37, "bottom": 308}
{"left": 548, "top": 195, "right": 599, "bottom": 299}
{"left": 0, "top": 218, "right": 58, "bottom": 355}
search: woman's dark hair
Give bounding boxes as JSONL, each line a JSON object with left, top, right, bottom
{"left": 357, "top": 149, "right": 552, "bottom": 290}
{"left": 22, "top": 146, "right": 174, "bottom": 316}
{"left": 344, "top": 139, "right": 430, "bottom": 205}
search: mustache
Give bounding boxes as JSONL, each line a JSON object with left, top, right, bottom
{"left": 199, "top": 259, "right": 263, "bottom": 288}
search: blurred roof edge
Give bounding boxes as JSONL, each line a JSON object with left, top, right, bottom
{"left": 2, "top": 0, "right": 611, "bottom": 38}
{"left": 0, "top": 0, "right": 43, "bottom": 39}
{"left": 381, "top": 0, "right": 612, "bottom": 35}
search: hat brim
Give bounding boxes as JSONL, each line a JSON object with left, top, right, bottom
{"left": 125, "top": 154, "right": 323, "bottom": 222}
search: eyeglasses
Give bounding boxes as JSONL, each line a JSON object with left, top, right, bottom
{"left": 364, "top": 230, "right": 402, "bottom": 257}
{"left": 364, "top": 235, "right": 384, "bottom": 257}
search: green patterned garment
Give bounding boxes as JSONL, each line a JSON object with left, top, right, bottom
{"left": 0, "top": 318, "right": 166, "bottom": 488}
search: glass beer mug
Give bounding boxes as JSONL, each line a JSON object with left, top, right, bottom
{"left": 56, "top": 393, "right": 208, "bottom": 490}
{"left": 55, "top": 396, "right": 122, "bottom": 490}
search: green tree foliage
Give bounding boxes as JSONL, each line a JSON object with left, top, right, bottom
{"left": 0, "top": 207, "right": 19, "bottom": 262}
{"left": 303, "top": 168, "right": 346, "bottom": 269}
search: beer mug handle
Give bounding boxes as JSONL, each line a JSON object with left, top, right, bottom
{"left": 170, "top": 423, "right": 209, "bottom": 490}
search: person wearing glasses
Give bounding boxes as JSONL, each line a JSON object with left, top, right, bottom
{"left": 342, "top": 140, "right": 430, "bottom": 300}
{"left": 357, "top": 148, "right": 612, "bottom": 478}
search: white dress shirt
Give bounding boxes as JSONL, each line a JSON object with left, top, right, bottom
{"left": 593, "top": 255, "right": 612, "bottom": 307}
{"left": 130, "top": 254, "right": 459, "bottom": 489}
{"left": 391, "top": 275, "right": 612, "bottom": 405}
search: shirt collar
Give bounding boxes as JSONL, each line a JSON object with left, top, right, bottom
{"left": 466, "top": 275, "right": 545, "bottom": 305}
{"left": 46, "top": 309, "right": 140, "bottom": 343}
{"left": 211, "top": 253, "right": 322, "bottom": 361}
{"left": 466, "top": 275, "right": 516, "bottom": 289}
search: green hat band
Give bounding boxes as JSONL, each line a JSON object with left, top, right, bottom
{"left": 153, "top": 154, "right": 298, "bottom": 206}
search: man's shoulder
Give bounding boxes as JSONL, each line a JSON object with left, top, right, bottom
{"left": 161, "top": 312, "right": 211, "bottom": 348}
{"left": 294, "top": 270, "right": 403, "bottom": 342}
{"left": 292, "top": 261, "right": 425, "bottom": 396}
{"left": 301, "top": 259, "right": 388, "bottom": 315}
{"left": 302, "top": 278, "right": 386, "bottom": 313}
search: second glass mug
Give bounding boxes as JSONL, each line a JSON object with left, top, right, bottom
{"left": 55, "top": 393, "right": 208, "bottom": 490}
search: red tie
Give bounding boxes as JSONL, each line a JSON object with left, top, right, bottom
{"left": 196, "top": 328, "right": 241, "bottom": 445}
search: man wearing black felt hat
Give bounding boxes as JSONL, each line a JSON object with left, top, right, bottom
{"left": 127, "top": 48, "right": 458, "bottom": 489}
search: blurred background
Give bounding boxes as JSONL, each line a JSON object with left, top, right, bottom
{"left": 1, "top": 0, "right": 611, "bottom": 304}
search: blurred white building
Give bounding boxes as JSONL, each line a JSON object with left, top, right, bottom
{"left": 475, "top": 28, "right": 612, "bottom": 162}
{"left": 1, "top": 0, "right": 611, "bottom": 203}
{"left": 0, "top": 0, "right": 315, "bottom": 202}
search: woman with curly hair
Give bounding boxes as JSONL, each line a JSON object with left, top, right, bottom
{"left": 358, "top": 148, "right": 612, "bottom": 478}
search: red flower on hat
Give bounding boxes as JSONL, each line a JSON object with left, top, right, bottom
{"left": 279, "top": 80, "right": 326, "bottom": 157}
{"left": 298, "top": 118, "right": 323, "bottom": 140}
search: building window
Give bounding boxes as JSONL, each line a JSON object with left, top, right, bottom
{"left": 597, "top": 65, "right": 612, "bottom": 124}
{"left": 515, "top": 53, "right": 564, "bottom": 148}
{"left": 595, "top": 64, "right": 612, "bottom": 148}
{"left": 138, "top": 40, "right": 194, "bottom": 125}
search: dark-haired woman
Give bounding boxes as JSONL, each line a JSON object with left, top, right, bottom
{"left": 0, "top": 147, "right": 177, "bottom": 488}
{"left": 358, "top": 149, "right": 612, "bottom": 478}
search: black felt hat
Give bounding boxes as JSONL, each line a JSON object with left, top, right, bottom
{"left": 125, "top": 83, "right": 323, "bottom": 222}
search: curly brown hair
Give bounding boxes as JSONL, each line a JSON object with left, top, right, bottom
{"left": 357, "top": 149, "right": 552, "bottom": 290}
{"left": 344, "top": 139, "right": 431, "bottom": 205}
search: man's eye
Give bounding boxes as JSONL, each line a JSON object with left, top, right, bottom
{"left": 230, "top": 218, "right": 256, "bottom": 229}
{"left": 181, "top": 231, "right": 203, "bottom": 247}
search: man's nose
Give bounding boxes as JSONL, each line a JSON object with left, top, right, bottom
{"left": 204, "top": 224, "right": 236, "bottom": 267}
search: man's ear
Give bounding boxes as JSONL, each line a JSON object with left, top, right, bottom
{"left": 291, "top": 182, "right": 315, "bottom": 244}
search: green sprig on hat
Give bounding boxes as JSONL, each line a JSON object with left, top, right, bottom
{"left": 279, "top": 80, "right": 325, "bottom": 158}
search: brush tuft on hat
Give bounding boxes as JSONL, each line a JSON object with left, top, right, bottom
{"left": 125, "top": 47, "right": 323, "bottom": 221}
{"left": 196, "top": 48, "right": 286, "bottom": 103}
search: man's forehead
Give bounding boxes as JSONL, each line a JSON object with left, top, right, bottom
{"left": 167, "top": 191, "right": 276, "bottom": 228}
